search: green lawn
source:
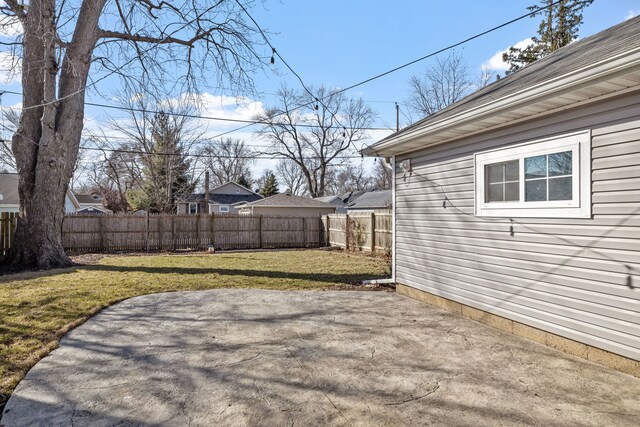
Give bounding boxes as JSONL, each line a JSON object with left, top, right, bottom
{"left": 0, "top": 250, "right": 389, "bottom": 398}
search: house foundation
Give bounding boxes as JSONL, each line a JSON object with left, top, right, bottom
{"left": 396, "top": 283, "right": 640, "bottom": 378}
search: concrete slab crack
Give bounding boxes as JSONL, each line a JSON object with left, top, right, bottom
{"left": 383, "top": 383, "right": 440, "bottom": 406}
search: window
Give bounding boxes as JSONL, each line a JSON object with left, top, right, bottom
{"left": 219, "top": 205, "right": 229, "bottom": 213}
{"left": 188, "top": 203, "right": 198, "bottom": 215}
{"left": 485, "top": 160, "right": 519, "bottom": 202}
{"left": 474, "top": 130, "right": 591, "bottom": 218}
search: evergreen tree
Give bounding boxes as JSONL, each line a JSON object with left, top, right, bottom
{"left": 502, "top": 0, "right": 594, "bottom": 74}
{"left": 258, "top": 171, "right": 279, "bottom": 197}
{"left": 236, "top": 174, "right": 253, "bottom": 190}
{"left": 128, "top": 112, "right": 196, "bottom": 213}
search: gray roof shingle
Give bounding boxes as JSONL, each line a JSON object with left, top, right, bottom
{"left": 247, "top": 193, "right": 333, "bottom": 208}
{"left": 348, "top": 190, "right": 391, "bottom": 210}
{"left": 183, "top": 193, "right": 263, "bottom": 205}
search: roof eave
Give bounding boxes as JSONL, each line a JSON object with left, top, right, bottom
{"left": 364, "top": 47, "right": 640, "bottom": 157}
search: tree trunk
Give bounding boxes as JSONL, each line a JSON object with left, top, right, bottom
{"left": 7, "top": 166, "right": 72, "bottom": 269}
{"left": 3, "top": 0, "right": 106, "bottom": 269}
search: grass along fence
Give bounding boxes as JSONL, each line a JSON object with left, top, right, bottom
{"left": 63, "top": 213, "right": 325, "bottom": 252}
{"left": 323, "top": 213, "right": 392, "bottom": 253}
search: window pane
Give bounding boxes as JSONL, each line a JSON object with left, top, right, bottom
{"left": 549, "top": 177, "right": 572, "bottom": 200}
{"left": 504, "top": 182, "right": 519, "bottom": 201}
{"left": 487, "top": 183, "right": 504, "bottom": 202}
{"left": 525, "top": 179, "right": 547, "bottom": 201}
{"left": 548, "top": 151, "right": 572, "bottom": 177}
{"left": 505, "top": 160, "right": 519, "bottom": 181}
{"left": 525, "top": 155, "right": 547, "bottom": 179}
{"left": 486, "top": 164, "right": 504, "bottom": 183}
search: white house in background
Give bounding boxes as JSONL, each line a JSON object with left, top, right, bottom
{"left": 73, "top": 192, "right": 112, "bottom": 214}
{"left": 0, "top": 173, "right": 81, "bottom": 213}
{"left": 177, "top": 181, "right": 263, "bottom": 215}
{"left": 363, "top": 17, "right": 640, "bottom": 376}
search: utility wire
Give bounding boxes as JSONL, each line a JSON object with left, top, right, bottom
{"left": 0, "top": 90, "right": 393, "bottom": 131}
{"left": 77, "top": 144, "right": 370, "bottom": 160}
{"left": 221, "top": 0, "right": 567, "bottom": 141}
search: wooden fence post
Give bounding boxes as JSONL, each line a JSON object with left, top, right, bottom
{"left": 210, "top": 212, "right": 216, "bottom": 249}
{"left": 258, "top": 215, "right": 263, "bottom": 249}
{"left": 302, "top": 217, "right": 306, "bottom": 247}
{"left": 195, "top": 213, "right": 200, "bottom": 249}
{"left": 145, "top": 211, "right": 150, "bottom": 252}
{"left": 319, "top": 216, "right": 324, "bottom": 248}
{"left": 370, "top": 212, "right": 376, "bottom": 253}
{"left": 99, "top": 215, "right": 106, "bottom": 251}
{"left": 171, "top": 215, "right": 176, "bottom": 251}
{"left": 345, "top": 214, "right": 350, "bottom": 251}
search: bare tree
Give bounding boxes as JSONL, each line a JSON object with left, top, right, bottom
{"left": 88, "top": 86, "right": 202, "bottom": 213}
{"left": 0, "top": 106, "right": 18, "bottom": 172}
{"left": 407, "top": 51, "right": 473, "bottom": 118}
{"left": 326, "top": 162, "right": 373, "bottom": 195}
{"left": 79, "top": 147, "right": 139, "bottom": 212}
{"left": 200, "top": 137, "right": 255, "bottom": 187}
{"left": 1, "top": 1, "right": 264, "bottom": 268}
{"left": 372, "top": 159, "right": 392, "bottom": 190}
{"left": 255, "top": 86, "right": 375, "bottom": 198}
{"left": 275, "top": 159, "right": 306, "bottom": 196}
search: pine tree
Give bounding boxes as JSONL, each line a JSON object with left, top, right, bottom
{"left": 236, "top": 174, "right": 253, "bottom": 190}
{"left": 502, "top": 0, "right": 594, "bottom": 74}
{"left": 128, "top": 112, "right": 196, "bottom": 213}
{"left": 258, "top": 171, "right": 279, "bottom": 197}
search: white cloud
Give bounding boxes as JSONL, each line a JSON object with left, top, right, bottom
{"left": 483, "top": 38, "right": 533, "bottom": 72}
{"left": 625, "top": 10, "right": 639, "bottom": 20}
{"left": 0, "top": 50, "right": 20, "bottom": 83}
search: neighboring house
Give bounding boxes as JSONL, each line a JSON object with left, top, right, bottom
{"left": 73, "top": 192, "right": 112, "bottom": 214}
{"left": 239, "top": 193, "right": 336, "bottom": 217}
{"left": 177, "top": 181, "right": 262, "bottom": 215}
{"left": 314, "top": 190, "right": 365, "bottom": 213}
{"left": 346, "top": 190, "right": 391, "bottom": 214}
{"left": 363, "top": 17, "right": 640, "bottom": 375}
{"left": 0, "top": 173, "right": 80, "bottom": 214}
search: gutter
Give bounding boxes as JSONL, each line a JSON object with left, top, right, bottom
{"left": 364, "top": 46, "right": 640, "bottom": 155}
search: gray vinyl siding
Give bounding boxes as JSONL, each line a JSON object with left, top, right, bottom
{"left": 394, "top": 93, "right": 640, "bottom": 361}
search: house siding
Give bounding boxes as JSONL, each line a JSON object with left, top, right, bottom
{"left": 394, "top": 93, "right": 640, "bottom": 361}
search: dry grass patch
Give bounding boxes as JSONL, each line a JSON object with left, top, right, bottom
{"left": 0, "top": 250, "right": 389, "bottom": 399}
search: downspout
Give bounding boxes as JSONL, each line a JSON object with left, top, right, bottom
{"left": 362, "top": 156, "right": 396, "bottom": 286}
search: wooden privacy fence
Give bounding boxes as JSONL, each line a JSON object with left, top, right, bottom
{"left": 1, "top": 212, "right": 18, "bottom": 258}
{"left": 1, "top": 212, "right": 393, "bottom": 255}
{"left": 323, "top": 212, "right": 392, "bottom": 253}
{"left": 62, "top": 213, "right": 325, "bottom": 252}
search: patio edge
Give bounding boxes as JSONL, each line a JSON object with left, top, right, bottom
{"left": 396, "top": 283, "right": 640, "bottom": 378}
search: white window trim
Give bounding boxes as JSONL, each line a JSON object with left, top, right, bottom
{"left": 188, "top": 202, "right": 198, "bottom": 215}
{"left": 219, "top": 205, "right": 230, "bottom": 213}
{"left": 474, "top": 130, "right": 591, "bottom": 218}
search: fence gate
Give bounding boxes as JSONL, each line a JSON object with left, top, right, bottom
{"left": 0, "top": 212, "right": 18, "bottom": 259}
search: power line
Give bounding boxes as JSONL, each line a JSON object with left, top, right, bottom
{"left": 0, "top": 90, "right": 393, "bottom": 131}
{"left": 323, "top": 0, "right": 567, "bottom": 100}
{"left": 219, "top": 0, "right": 567, "bottom": 140}
{"left": 78, "top": 144, "right": 368, "bottom": 160}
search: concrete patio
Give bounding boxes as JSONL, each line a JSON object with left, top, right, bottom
{"left": 2, "top": 289, "right": 639, "bottom": 426}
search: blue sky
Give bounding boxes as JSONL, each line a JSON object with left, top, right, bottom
{"left": 247, "top": 0, "right": 639, "bottom": 126}
{"left": 1, "top": 0, "right": 639, "bottom": 178}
